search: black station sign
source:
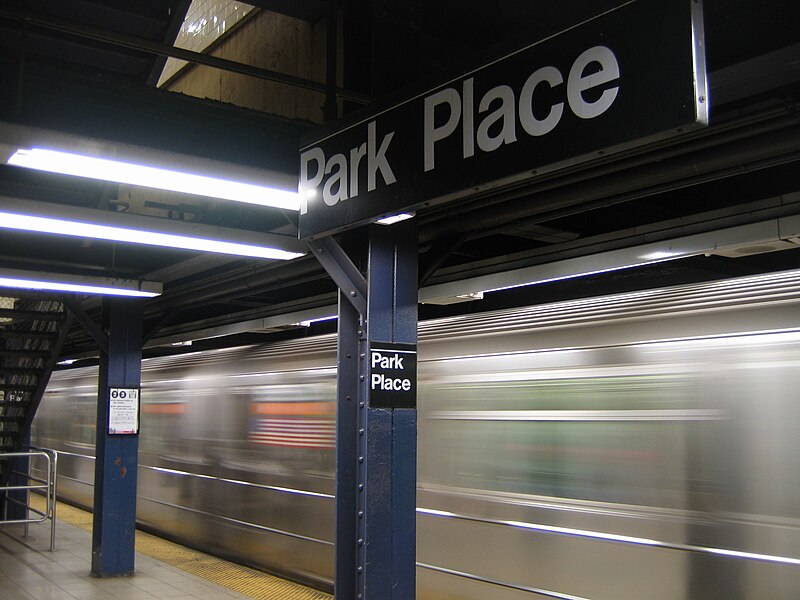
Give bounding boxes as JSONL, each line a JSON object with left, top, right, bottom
{"left": 368, "top": 342, "right": 417, "bottom": 408}
{"left": 298, "top": 0, "right": 707, "bottom": 239}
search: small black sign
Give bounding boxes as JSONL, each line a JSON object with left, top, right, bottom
{"left": 368, "top": 342, "right": 417, "bottom": 408}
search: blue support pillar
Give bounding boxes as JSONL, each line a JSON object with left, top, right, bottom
{"left": 319, "top": 221, "right": 417, "bottom": 599}
{"left": 92, "top": 298, "right": 142, "bottom": 577}
{"left": 360, "top": 220, "right": 418, "bottom": 599}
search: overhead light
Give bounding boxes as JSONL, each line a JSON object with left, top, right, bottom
{"left": 376, "top": 212, "right": 415, "bottom": 225}
{"left": 8, "top": 148, "right": 301, "bottom": 211}
{"left": 0, "top": 198, "right": 306, "bottom": 261}
{"left": 0, "top": 211, "right": 304, "bottom": 260}
{"left": 479, "top": 259, "right": 676, "bottom": 293}
{"left": 418, "top": 243, "right": 702, "bottom": 303}
{"left": 639, "top": 250, "right": 685, "bottom": 260}
{"left": 418, "top": 212, "right": 800, "bottom": 303}
{"left": 297, "top": 314, "right": 338, "bottom": 327}
{"left": 0, "top": 268, "right": 162, "bottom": 297}
{"left": 423, "top": 292, "right": 484, "bottom": 305}
{"left": 145, "top": 305, "right": 341, "bottom": 348}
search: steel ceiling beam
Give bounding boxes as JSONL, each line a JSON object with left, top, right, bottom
{"left": 0, "top": 5, "right": 371, "bottom": 104}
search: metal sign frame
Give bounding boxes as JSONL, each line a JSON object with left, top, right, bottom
{"left": 298, "top": 0, "right": 708, "bottom": 239}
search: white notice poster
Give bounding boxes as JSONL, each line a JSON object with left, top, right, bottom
{"left": 108, "top": 388, "right": 140, "bottom": 435}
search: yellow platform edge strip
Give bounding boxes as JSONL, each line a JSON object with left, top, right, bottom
{"left": 40, "top": 498, "right": 332, "bottom": 600}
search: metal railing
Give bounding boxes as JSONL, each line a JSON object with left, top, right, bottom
{"left": 1, "top": 447, "right": 58, "bottom": 551}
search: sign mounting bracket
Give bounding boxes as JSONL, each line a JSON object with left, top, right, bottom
{"left": 307, "top": 236, "right": 367, "bottom": 316}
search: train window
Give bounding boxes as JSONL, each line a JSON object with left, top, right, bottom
{"left": 139, "top": 390, "right": 188, "bottom": 456}
{"left": 238, "top": 382, "right": 336, "bottom": 479}
{"left": 420, "top": 373, "right": 704, "bottom": 510}
{"left": 65, "top": 393, "right": 97, "bottom": 449}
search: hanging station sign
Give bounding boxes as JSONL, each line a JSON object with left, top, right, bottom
{"left": 298, "top": 0, "right": 707, "bottom": 239}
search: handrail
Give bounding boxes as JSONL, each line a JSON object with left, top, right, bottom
{"left": 0, "top": 448, "right": 58, "bottom": 551}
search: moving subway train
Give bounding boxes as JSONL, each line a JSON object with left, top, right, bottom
{"left": 33, "top": 269, "right": 800, "bottom": 599}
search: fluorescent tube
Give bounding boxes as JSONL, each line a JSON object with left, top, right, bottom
{"left": 8, "top": 148, "right": 300, "bottom": 211}
{"left": 0, "top": 269, "right": 162, "bottom": 297}
{"left": 376, "top": 213, "right": 415, "bottom": 225}
{"left": 0, "top": 210, "right": 305, "bottom": 261}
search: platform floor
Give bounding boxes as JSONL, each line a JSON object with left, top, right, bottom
{"left": 0, "top": 500, "right": 332, "bottom": 600}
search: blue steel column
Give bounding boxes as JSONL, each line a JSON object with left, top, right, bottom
{"left": 335, "top": 289, "right": 362, "bottom": 598}
{"left": 359, "top": 220, "right": 418, "bottom": 599}
{"left": 92, "top": 298, "right": 142, "bottom": 577}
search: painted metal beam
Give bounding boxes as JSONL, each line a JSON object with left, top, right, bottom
{"left": 314, "top": 222, "right": 418, "bottom": 598}
{"left": 307, "top": 236, "right": 367, "bottom": 316}
{"left": 360, "top": 220, "right": 418, "bottom": 598}
{"left": 64, "top": 297, "right": 109, "bottom": 354}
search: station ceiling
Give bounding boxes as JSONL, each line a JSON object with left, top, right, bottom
{"left": 0, "top": 0, "right": 799, "bottom": 361}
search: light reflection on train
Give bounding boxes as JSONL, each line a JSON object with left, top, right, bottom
{"left": 33, "top": 270, "right": 800, "bottom": 599}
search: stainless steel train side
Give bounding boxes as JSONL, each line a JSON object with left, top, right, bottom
{"left": 33, "top": 270, "right": 800, "bottom": 599}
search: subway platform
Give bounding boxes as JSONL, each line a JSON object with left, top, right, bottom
{"left": 0, "top": 500, "right": 332, "bottom": 600}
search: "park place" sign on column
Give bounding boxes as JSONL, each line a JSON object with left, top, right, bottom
{"left": 368, "top": 342, "right": 417, "bottom": 408}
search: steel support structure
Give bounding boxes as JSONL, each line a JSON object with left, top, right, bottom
{"left": 318, "top": 221, "right": 418, "bottom": 599}
{"left": 91, "top": 298, "right": 142, "bottom": 577}
{"left": 361, "top": 221, "right": 418, "bottom": 598}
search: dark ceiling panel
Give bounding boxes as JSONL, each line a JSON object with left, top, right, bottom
{"left": 245, "top": 0, "right": 330, "bottom": 22}
{"left": 5, "top": 0, "right": 172, "bottom": 37}
{"left": 0, "top": 0, "right": 186, "bottom": 85}
{"left": 0, "top": 0, "right": 797, "bottom": 360}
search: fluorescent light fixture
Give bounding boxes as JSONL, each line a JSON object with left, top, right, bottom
{"left": 57, "top": 359, "right": 78, "bottom": 366}
{"left": 639, "top": 250, "right": 684, "bottom": 260}
{"left": 423, "top": 292, "right": 484, "bottom": 305}
{"left": 0, "top": 198, "right": 306, "bottom": 261}
{"left": 145, "top": 305, "right": 340, "bottom": 348}
{"left": 297, "top": 314, "right": 338, "bottom": 327}
{"left": 0, "top": 211, "right": 304, "bottom": 260}
{"left": 8, "top": 148, "right": 301, "bottom": 211}
{"left": 376, "top": 212, "right": 415, "bottom": 225}
{"left": 0, "top": 268, "right": 162, "bottom": 297}
{"left": 0, "top": 277, "right": 159, "bottom": 297}
{"left": 480, "top": 258, "right": 683, "bottom": 294}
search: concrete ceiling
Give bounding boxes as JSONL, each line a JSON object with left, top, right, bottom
{"left": 0, "top": 0, "right": 798, "bottom": 361}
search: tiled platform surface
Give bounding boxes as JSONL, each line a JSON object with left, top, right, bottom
{"left": 0, "top": 502, "right": 331, "bottom": 600}
{"left": 0, "top": 517, "right": 250, "bottom": 600}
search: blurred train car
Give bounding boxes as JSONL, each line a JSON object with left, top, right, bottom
{"left": 33, "top": 269, "right": 800, "bottom": 599}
